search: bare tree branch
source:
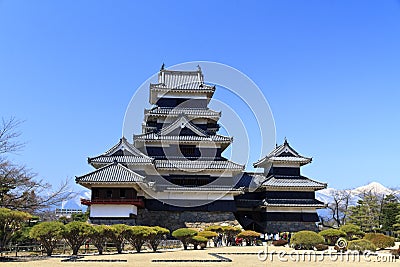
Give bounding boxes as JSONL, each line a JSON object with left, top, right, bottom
{"left": 0, "top": 117, "right": 25, "bottom": 156}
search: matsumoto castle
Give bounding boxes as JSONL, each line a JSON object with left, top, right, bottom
{"left": 76, "top": 66, "right": 327, "bottom": 232}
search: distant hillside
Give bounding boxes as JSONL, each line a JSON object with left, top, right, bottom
{"left": 316, "top": 181, "right": 400, "bottom": 218}
{"left": 60, "top": 190, "right": 91, "bottom": 210}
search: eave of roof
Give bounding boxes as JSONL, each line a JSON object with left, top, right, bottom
{"left": 261, "top": 175, "right": 327, "bottom": 189}
{"left": 75, "top": 162, "right": 144, "bottom": 184}
{"left": 154, "top": 159, "right": 244, "bottom": 171}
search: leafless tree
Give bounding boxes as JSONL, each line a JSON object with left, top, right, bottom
{"left": 0, "top": 117, "right": 25, "bottom": 156}
{"left": 0, "top": 117, "right": 73, "bottom": 214}
{"left": 320, "top": 189, "right": 352, "bottom": 228}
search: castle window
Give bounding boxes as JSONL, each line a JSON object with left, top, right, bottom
{"left": 106, "top": 190, "right": 112, "bottom": 198}
{"left": 93, "top": 189, "right": 99, "bottom": 199}
{"left": 120, "top": 188, "right": 126, "bottom": 198}
{"left": 179, "top": 145, "right": 195, "bottom": 156}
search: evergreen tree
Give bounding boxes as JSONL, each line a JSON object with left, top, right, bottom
{"left": 380, "top": 194, "right": 400, "bottom": 232}
{"left": 348, "top": 191, "right": 380, "bottom": 232}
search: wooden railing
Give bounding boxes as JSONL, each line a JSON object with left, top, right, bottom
{"left": 80, "top": 198, "right": 144, "bottom": 208}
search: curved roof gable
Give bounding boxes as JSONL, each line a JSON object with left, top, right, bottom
{"left": 76, "top": 162, "right": 144, "bottom": 184}
{"left": 159, "top": 115, "right": 208, "bottom": 137}
{"left": 254, "top": 139, "right": 312, "bottom": 168}
{"left": 103, "top": 137, "right": 151, "bottom": 158}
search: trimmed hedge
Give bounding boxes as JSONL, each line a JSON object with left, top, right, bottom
{"left": 339, "top": 224, "right": 364, "bottom": 240}
{"left": 191, "top": 236, "right": 208, "bottom": 250}
{"left": 291, "top": 231, "right": 324, "bottom": 250}
{"left": 347, "top": 239, "right": 376, "bottom": 252}
{"left": 364, "top": 233, "right": 395, "bottom": 249}
{"left": 315, "top": 244, "right": 329, "bottom": 251}
{"left": 272, "top": 239, "right": 288, "bottom": 246}
{"left": 172, "top": 228, "right": 198, "bottom": 250}
{"left": 319, "top": 229, "right": 346, "bottom": 245}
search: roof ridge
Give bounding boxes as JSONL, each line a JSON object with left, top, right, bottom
{"left": 103, "top": 137, "right": 151, "bottom": 159}
{"left": 159, "top": 115, "right": 208, "bottom": 136}
{"left": 76, "top": 162, "right": 144, "bottom": 182}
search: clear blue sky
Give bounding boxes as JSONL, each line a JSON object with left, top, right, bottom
{"left": 1, "top": 0, "right": 399, "bottom": 190}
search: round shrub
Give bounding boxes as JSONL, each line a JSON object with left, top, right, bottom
{"left": 172, "top": 228, "right": 198, "bottom": 250}
{"left": 319, "top": 229, "right": 346, "bottom": 245}
{"left": 198, "top": 230, "right": 218, "bottom": 239}
{"left": 191, "top": 236, "right": 208, "bottom": 250}
{"left": 272, "top": 239, "right": 288, "bottom": 246}
{"left": 347, "top": 239, "right": 376, "bottom": 252}
{"left": 291, "top": 231, "right": 324, "bottom": 250}
{"left": 315, "top": 244, "right": 329, "bottom": 251}
{"left": 364, "top": 233, "right": 395, "bottom": 249}
{"left": 237, "top": 230, "right": 260, "bottom": 246}
{"left": 339, "top": 224, "right": 364, "bottom": 240}
{"left": 29, "top": 221, "right": 65, "bottom": 256}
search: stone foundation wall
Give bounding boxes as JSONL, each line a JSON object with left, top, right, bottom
{"left": 136, "top": 209, "right": 239, "bottom": 231}
{"left": 89, "top": 218, "right": 136, "bottom": 226}
{"left": 264, "top": 221, "right": 318, "bottom": 233}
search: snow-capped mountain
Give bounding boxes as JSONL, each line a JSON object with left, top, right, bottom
{"left": 316, "top": 181, "right": 399, "bottom": 218}
{"left": 316, "top": 181, "right": 399, "bottom": 205}
{"left": 60, "top": 190, "right": 91, "bottom": 210}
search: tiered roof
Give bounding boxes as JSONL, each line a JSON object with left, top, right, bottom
{"left": 254, "top": 138, "right": 312, "bottom": 167}
{"left": 76, "top": 162, "right": 144, "bottom": 185}
{"left": 261, "top": 198, "right": 326, "bottom": 208}
{"left": 88, "top": 137, "right": 153, "bottom": 168}
{"left": 149, "top": 67, "right": 215, "bottom": 104}
{"left": 135, "top": 114, "right": 232, "bottom": 150}
{"left": 234, "top": 173, "right": 327, "bottom": 190}
{"left": 154, "top": 159, "right": 244, "bottom": 171}
{"left": 261, "top": 175, "right": 327, "bottom": 189}
{"left": 145, "top": 107, "right": 221, "bottom": 120}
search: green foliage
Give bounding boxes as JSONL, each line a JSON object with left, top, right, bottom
{"left": 0, "top": 208, "right": 31, "bottom": 251}
{"left": 204, "top": 225, "right": 223, "bottom": 233}
{"left": 347, "top": 239, "right": 376, "bottom": 252}
{"left": 62, "top": 221, "right": 92, "bottom": 255}
{"left": 347, "top": 192, "right": 381, "bottom": 232}
{"left": 172, "top": 228, "right": 198, "bottom": 250}
{"left": 319, "top": 229, "right": 346, "bottom": 245}
{"left": 198, "top": 230, "right": 218, "bottom": 240}
{"left": 71, "top": 210, "right": 89, "bottom": 222}
{"left": 364, "top": 233, "right": 395, "bottom": 249}
{"left": 191, "top": 236, "right": 208, "bottom": 250}
{"left": 29, "top": 221, "right": 64, "bottom": 256}
{"left": 339, "top": 224, "right": 365, "bottom": 240}
{"left": 272, "top": 239, "right": 288, "bottom": 246}
{"left": 380, "top": 194, "right": 400, "bottom": 232}
{"left": 393, "top": 214, "right": 400, "bottom": 235}
{"left": 89, "top": 225, "right": 113, "bottom": 255}
{"left": 237, "top": 230, "right": 260, "bottom": 246}
{"left": 315, "top": 244, "right": 329, "bottom": 251}
{"left": 237, "top": 230, "right": 259, "bottom": 238}
{"left": 147, "top": 226, "right": 169, "bottom": 252}
{"left": 109, "top": 224, "right": 130, "bottom": 254}
{"left": 291, "top": 231, "right": 324, "bottom": 250}
{"left": 125, "top": 226, "right": 155, "bottom": 253}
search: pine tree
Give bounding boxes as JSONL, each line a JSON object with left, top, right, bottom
{"left": 380, "top": 194, "right": 400, "bottom": 232}
{"left": 348, "top": 191, "right": 381, "bottom": 232}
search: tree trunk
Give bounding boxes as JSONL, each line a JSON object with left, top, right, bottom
{"left": 72, "top": 247, "right": 79, "bottom": 255}
{"left": 46, "top": 248, "right": 53, "bottom": 256}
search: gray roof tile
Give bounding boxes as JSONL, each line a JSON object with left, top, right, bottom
{"left": 154, "top": 160, "right": 244, "bottom": 170}
{"left": 76, "top": 163, "right": 144, "bottom": 184}
{"left": 263, "top": 198, "right": 326, "bottom": 207}
{"left": 262, "top": 175, "right": 327, "bottom": 189}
